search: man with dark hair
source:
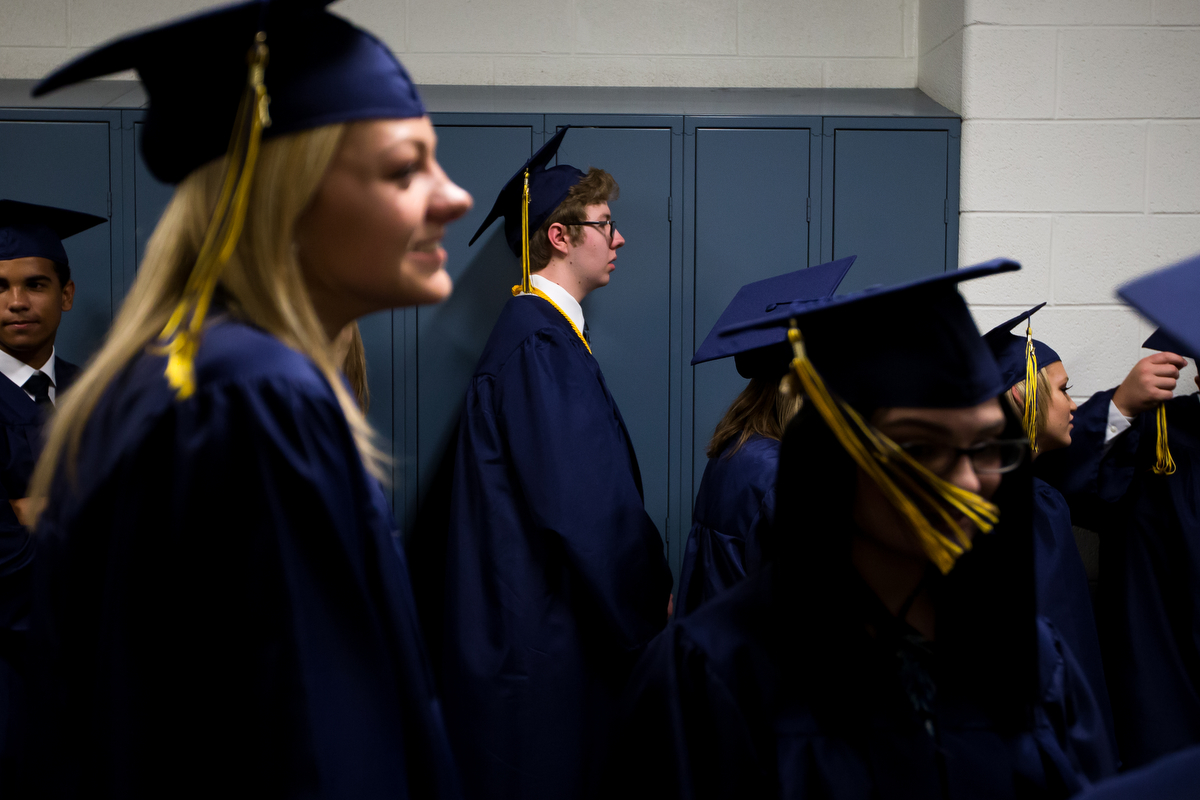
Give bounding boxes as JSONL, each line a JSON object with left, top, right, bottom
{"left": 437, "top": 130, "right": 671, "bottom": 800}
{"left": 0, "top": 199, "right": 101, "bottom": 792}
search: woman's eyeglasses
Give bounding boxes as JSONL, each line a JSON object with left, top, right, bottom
{"left": 897, "top": 439, "right": 1028, "bottom": 477}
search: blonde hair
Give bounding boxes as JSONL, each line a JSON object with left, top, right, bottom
{"left": 1004, "top": 368, "right": 1052, "bottom": 444}
{"left": 31, "top": 123, "right": 387, "bottom": 505}
{"left": 707, "top": 377, "right": 802, "bottom": 459}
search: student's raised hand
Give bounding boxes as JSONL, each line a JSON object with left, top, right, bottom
{"left": 1113, "top": 352, "right": 1189, "bottom": 417}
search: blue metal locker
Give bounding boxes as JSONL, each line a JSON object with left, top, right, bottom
{"left": 404, "top": 116, "right": 540, "bottom": 524}
{"left": 685, "top": 123, "right": 819, "bottom": 524}
{"left": 821, "top": 117, "right": 961, "bottom": 292}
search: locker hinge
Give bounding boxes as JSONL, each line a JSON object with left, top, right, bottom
{"left": 107, "top": 191, "right": 112, "bottom": 219}
{"left": 806, "top": 196, "right": 811, "bottom": 223}
{"left": 667, "top": 196, "right": 672, "bottom": 222}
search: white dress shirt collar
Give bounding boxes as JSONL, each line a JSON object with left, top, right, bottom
{"left": 529, "top": 273, "right": 586, "bottom": 334}
{"left": 0, "top": 347, "right": 57, "bottom": 404}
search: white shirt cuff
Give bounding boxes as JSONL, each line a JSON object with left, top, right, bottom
{"left": 1104, "top": 400, "right": 1133, "bottom": 445}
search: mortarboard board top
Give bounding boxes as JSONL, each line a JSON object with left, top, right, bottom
{"left": 720, "top": 258, "right": 1021, "bottom": 411}
{"left": 34, "top": 0, "right": 426, "bottom": 185}
{"left": 0, "top": 199, "right": 107, "bottom": 267}
{"left": 1143, "top": 328, "right": 1197, "bottom": 362}
{"left": 691, "top": 256, "right": 857, "bottom": 379}
{"left": 469, "top": 127, "right": 586, "bottom": 259}
{"left": 1119, "top": 252, "right": 1200, "bottom": 363}
{"left": 982, "top": 302, "right": 1062, "bottom": 391}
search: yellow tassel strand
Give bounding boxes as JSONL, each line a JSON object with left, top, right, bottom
{"left": 156, "top": 32, "right": 272, "bottom": 400}
{"left": 1153, "top": 404, "right": 1176, "bottom": 475}
{"left": 786, "top": 320, "right": 1000, "bottom": 574}
{"left": 518, "top": 168, "right": 533, "bottom": 296}
{"left": 1023, "top": 321, "right": 1040, "bottom": 455}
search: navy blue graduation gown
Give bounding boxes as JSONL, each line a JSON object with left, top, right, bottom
{"left": 1040, "top": 389, "right": 1200, "bottom": 766}
{"left": 31, "top": 320, "right": 459, "bottom": 799}
{"left": 1033, "top": 477, "right": 1117, "bottom": 773}
{"left": 0, "top": 357, "right": 78, "bottom": 793}
{"left": 1076, "top": 744, "right": 1200, "bottom": 799}
{"left": 439, "top": 294, "right": 672, "bottom": 800}
{"left": 676, "top": 434, "right": 777, "bottom": 617}
{"left": 604, "top": 567, "right": 1108, "bottom": 800}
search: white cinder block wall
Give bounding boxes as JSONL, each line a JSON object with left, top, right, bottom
{"left": 0, "top": 0, "right": 919, "bottom": 88}
{"left": 932, "top": 0, "right": 1200, "bottom": 401}
{"left": 3, "top": 0, "right": 1198, "bottom": 399}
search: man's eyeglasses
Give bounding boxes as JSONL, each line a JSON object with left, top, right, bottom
{"left": 567, "top": 220, "right": 618, "bottom": 240}
{"left": 897, "top": 439, "right": 1028, "bottom": 477}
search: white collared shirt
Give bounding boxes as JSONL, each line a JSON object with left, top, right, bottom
{"left": 0, "top": 347, "right": 57, "bottom": 405}
{"left": 530, "top": 273, "right": 586, "bottom": 334}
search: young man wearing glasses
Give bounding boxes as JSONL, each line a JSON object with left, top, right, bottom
{"left": 431, "top": 130, "right": 671, "bottom": 800}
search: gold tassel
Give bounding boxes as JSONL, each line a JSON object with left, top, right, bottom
{"left": 786, "top": 320, "right": 1000, "bottom": 575}
{"left": 511, "top": 168, "right": 533, "bottom": 298}
{"left": 1023, "top": 321, "right": 1040, "bottom": 455}
{"left": 156, "top": 32, "right": 272, "bottom": 399}
{"left": 1153, "top": 404, "right": 1176, "bottom": 475}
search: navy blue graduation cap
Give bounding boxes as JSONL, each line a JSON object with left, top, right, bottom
{"left": 984, "top": 304, "right": 1061, "bottom": 390}
{"left": 468, "top": 127, "right": 586, "bottom": 293}
{"left": 723, "top": 258, "right": 1020, "bottom": 575}
{"left": 983, "top": 303, "right": 1061, "bottom": 454}
{"left": 0, "top": 200, "right": 106, "bottom": 272}
{"left": 1119, "top": 253, "right": 1200, "bottom": 476}
{"left": 34, "top": 0, "right": 425, "bottom": 185}
{"left": 32, "top": 0, "right": 427, "bottom": 401}
{"left": 1143, "top": 328, "right": 1197, "bottom": 361}
{"left": 1119, "top": 253, "right": 1200, "bottom": 361}
{"left": 724, "top": 258, "right": 1019, "bottom": 412}
{"left": 691, "top": 255, "right": 857, "bottom": 379}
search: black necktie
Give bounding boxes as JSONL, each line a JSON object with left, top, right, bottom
{"left": 582, "top": 322, "right": 591, "bottom": 344}
{"left": 22, "top": 372, "right": 53, "bottom": 410}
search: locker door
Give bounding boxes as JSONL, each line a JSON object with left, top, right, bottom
{"left": 406, "top": 117, "right": 539, "bottom": 523}
{"left": 688, "top": 124, "right": 818, "bottom": 505}
{"left": 546, "top": 116, "right": 682, "bottom": 554}
{"left": 821, "top": 118, "right": 961, "bottom": 292}
{"left": 0, "top": 112, "right": 119, "bottom": 365}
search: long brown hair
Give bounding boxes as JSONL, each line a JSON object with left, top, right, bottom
{"left": 707, "top": 377, "right": 802, "bottom": 459}
{"left": 335, "top": 320, "right": 370, "bottom": 412}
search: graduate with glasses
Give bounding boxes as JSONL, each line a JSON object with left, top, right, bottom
{"left": 26, "top": 1, "right": 473, "bottom": 796}
{"left": 604, "top": 260, "right": 1107, "bottom": 799}
{"left": 434, "top": 129, "right": 671, "bottom": 800}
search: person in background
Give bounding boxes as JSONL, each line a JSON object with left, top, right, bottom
{"left": 984, "top": 304, "right": 1118, "bottom": 780}
{"left": 435, "top": 127, "right": 671, "bottom": 800}
{"left": 676, "top": 255, "right": 855, "bottom": 617}
{"left": 1036, "top": 254, "right": 1200, "bottom": 769}
{"left": 0, "top": 199, "right": 103, "bottom": 795}
{"left": 605, "top": 260, "right": 1111, "bottom": 799}
{"left": 1060, "top": 252, "right": 1200, "bottom": 795}
{"left": 27, "top": 1, "right": 472, "bottom": 796}
{"left": 334, "top": 320, "right": 369, "bottom": 412}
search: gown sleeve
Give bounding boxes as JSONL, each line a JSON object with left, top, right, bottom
{"left": 33, "top": 374, "right": 454, "bottom": 799}
{"left": 493, "top": 330, "right": 672, "bottom": 649}
{"left": 1037, "top": 389, "right": 1141, "bottom": 513}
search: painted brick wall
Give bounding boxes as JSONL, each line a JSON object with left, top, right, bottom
{"left": 0, "top": 0, "right": 919, "bottom": 88}
{"left": 935, "top": 0, "right": 1200, "bottom": 400}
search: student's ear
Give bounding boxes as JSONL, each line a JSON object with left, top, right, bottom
{"left": 60, "top": 279, "right": 75, "bottom": 312}
{"left": 546, "top": 222, "right": 571, "bottom": 257}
